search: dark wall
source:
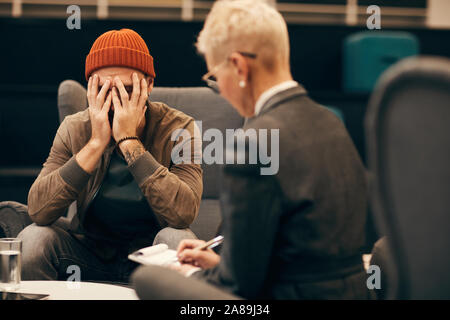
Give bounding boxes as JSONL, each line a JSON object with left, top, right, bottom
{"left": 0, "top": 19, "right": 206, "bottom": 88}
{"left": 3, "top": 18, "right": 450, "bottom": 90}
{"left": 1, "top": 17, "right": 450, "bottom": 203}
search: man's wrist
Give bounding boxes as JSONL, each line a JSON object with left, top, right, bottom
{"left": 75, "top": 138, "right": 109, "bottom": 174}
{"left": 118, "top": 138, "right": 140, "bottom": 152}
{"left": 88, "top": 138, "right": 109, "bottom": 151}
{"left": 119, "top": 139, "right": 146, "bottom": 165}
{"left": 116, "top": 136, "right": 139, "bottom": 147}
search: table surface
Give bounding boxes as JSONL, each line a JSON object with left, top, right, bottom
{"left": 13, "top": 281, "right": 139, "bottom": 300}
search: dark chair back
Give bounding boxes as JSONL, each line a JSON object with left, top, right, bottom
{"left": 343, "top": 31, "right": 419, "bottom": 93}
{"left": 57, "top": 80, "right": 88, "bottom": 123}
{"left": 365, "top": 56, "right": 450, "bottom": 299}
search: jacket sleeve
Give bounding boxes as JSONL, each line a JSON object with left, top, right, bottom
{"left": 27, "top": 119, "right": 91, "bottom": 225}
{"left": 193, "top": 148, "right": 282, "bottom": 299}
{"left": 127, "top": 120, "right": 203, "bottom": 229}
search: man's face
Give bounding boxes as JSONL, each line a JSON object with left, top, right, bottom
{"left": 91, "top": 66, "right": 154, "bottom": 125}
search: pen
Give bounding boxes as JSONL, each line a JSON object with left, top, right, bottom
{"left": 194, "top": 235, "right": 224, "bottom": 251}
{"left": 173, "top": 235, "right": 224, "bottom": 263}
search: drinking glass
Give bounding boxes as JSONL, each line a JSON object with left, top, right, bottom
{"left": 0, "top": 238, "right": 22, "bottom": 291}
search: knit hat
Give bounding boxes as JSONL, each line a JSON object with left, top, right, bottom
{"left": 85, "top": 28, "right": 156, "bottom": 80}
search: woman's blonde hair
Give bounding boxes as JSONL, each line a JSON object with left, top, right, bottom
{"left": 196, "top": 0, "right": 290, "bottom": 71}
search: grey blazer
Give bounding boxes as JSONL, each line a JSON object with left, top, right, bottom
{"left": 194, "top": 85, "right": 374, "bottom": 299}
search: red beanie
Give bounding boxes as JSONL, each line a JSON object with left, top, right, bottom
{"left": 85, "top": 28, "right": 156, "bottom": 80}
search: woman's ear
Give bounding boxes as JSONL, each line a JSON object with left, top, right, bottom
{"left": 229, "top": 52, "right": 249, "bottom": 81}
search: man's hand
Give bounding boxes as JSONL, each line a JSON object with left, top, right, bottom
{"left": 111, "top": 73, "right": 148, "bottom": 142}
{"left": 176, "top": 239, "right": 221, "bottom": 269}
{"left": 76, "top": 75, "right": 112, "bottom": 174}
{"left": 87, "top": 74, "right": 112, "bottom": 149}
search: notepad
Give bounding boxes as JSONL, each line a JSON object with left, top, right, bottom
{"left": 128, "top": 243, "right": 178, "bottom": 267}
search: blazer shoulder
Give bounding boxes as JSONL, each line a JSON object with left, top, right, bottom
{"left": 249, "top": 94, "right": 341, "bottom": 130}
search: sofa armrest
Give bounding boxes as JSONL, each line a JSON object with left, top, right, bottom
{"left": 0, "top": 201, "right": 32, "bottom": 238}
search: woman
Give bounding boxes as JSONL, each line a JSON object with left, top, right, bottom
{"left": 133, "top": 0, "right": 374, "bottom": 300}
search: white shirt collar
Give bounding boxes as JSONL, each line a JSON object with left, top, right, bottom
{"left": 253, "top": 80, "right": 298, "bottom": 117}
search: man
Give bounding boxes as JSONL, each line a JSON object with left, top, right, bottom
{"left": 132, "top": 1, "right": 374, "bottom": 300}
{"left": 17, "top": 28, "right": 203, "bottom": 282}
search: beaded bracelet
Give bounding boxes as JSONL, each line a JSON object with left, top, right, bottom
{"left": 116, "top": 136, "right": 139, "bottom": 147}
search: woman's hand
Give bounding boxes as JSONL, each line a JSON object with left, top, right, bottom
{"left": 176, "top": 239, "right": 221, "bottom": 269}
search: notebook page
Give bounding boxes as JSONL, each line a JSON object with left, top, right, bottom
{"left": 138, "top": 248, "right": 178, "bottom": 266}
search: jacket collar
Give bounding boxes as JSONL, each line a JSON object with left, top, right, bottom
{"left": 258, "top": 84, "right": 308, "bottom": 117}
{"left": 254, "top": 81, "right": 299, "bottom": 116}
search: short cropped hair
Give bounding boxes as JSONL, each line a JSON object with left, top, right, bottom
{"left": 196, "top": 0, "right": 290, "bottom": 71}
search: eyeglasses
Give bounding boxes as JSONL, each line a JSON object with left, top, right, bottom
{"left": 202, "top": 51, "right": 257, "bottom": 93}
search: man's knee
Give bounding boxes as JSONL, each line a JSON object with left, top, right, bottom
{"left": 153, "top": 227, "right": 197, "bottom": 250}
{"left": 17, "top": 224, "right": 63, "bottom": 278}
{"left": 18, "top": 223, "right": 59, "bottom": 244}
